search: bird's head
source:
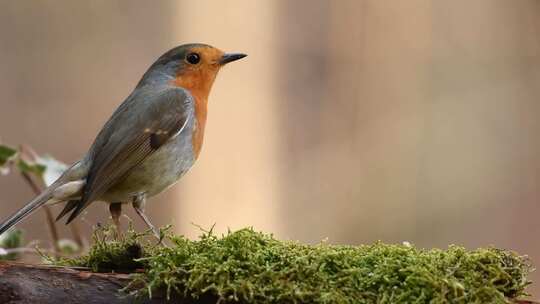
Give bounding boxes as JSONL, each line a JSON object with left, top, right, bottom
{"left": 140, "top": 43, "right": 246, "bottom": 101}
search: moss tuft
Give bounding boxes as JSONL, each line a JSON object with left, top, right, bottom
{"left": 64, "top": 225, "right": 146, "bottom": 272}
{"left": 62, "top": 226, "right": 532, "bottom": 303}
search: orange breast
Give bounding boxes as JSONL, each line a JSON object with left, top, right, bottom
{"left": 171, "top": 67, "right": 216, "bottom": 159}
{"left": 191, "top": 96, "right": 207, "bottom": 158}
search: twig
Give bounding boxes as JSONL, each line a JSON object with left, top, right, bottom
{"left": 19, "top": 171, "right": 60, "bottom": 256}
{"left": 19, "top": 144, "right": 86, "bottom": 254}
{"left": 0, "top": 247, "right": 54, "bottom": 255}
{"left": 19, "top": 145, "right": 60, "bottom": 257}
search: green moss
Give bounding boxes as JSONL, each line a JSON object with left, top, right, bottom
{"left": 61, "top": 226, "right": 532, "bottom": 303}
{"left": 64, "top": 225, "right": 146, "bottom": 272}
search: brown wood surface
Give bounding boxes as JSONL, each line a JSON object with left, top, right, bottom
{"left": 0, "top": 262, "right": 221, "bottom": 304}
{"left": 0, "top": 262, "right": 536, "bottom": 304}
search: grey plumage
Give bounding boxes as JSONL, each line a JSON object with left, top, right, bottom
{"left": 63, "top": 86, "right": 194, "bottom": 224}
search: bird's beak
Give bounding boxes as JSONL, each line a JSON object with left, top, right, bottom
{"left": 219, "top": 53, "right": 247, "bottom": 65}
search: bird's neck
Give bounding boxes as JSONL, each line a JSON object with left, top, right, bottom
{"left": 172, "top": 72, "right": 215, "bottom": 103}
{"left": 172, "top": 70, "right": 217, "bottom": 159}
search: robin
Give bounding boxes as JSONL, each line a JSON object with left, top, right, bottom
{"left": 0, "top": 43, "right": 246, "bottom": 237}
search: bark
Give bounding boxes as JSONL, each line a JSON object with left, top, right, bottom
{"left": 0, "top": 262, "right": 218, "bottom": 304}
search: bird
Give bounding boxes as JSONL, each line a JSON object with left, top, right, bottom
{"left": 0, "top": 43, "right": 246, "bottom": 237}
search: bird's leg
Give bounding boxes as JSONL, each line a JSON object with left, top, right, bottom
{"left": 109, "top": 202, "right": 122, "bottom": 239}
{"left": 132, "top": 193, "right": 160, "bottom": 239}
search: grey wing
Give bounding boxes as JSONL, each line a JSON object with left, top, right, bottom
{"left": 63, "top": 86, "right": 193, "bottom": 223}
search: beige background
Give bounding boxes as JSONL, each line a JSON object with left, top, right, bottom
{"left": 1, "top": 0, "right": 540, "bottom": 297}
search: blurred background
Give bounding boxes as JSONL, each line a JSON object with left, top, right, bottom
{"left": 1, "top": 0, "right": 540, "bottom": 296}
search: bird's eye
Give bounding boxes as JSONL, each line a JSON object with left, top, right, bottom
{"left": 186, "top": 53, "right": 200, "bottom": 64}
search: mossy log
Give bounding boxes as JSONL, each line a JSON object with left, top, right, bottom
{"left": 1, "top": 228, "right": 535, "bottom": 303}
{"left": 0, "top": 262, "right": 535, "bottom": 304}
